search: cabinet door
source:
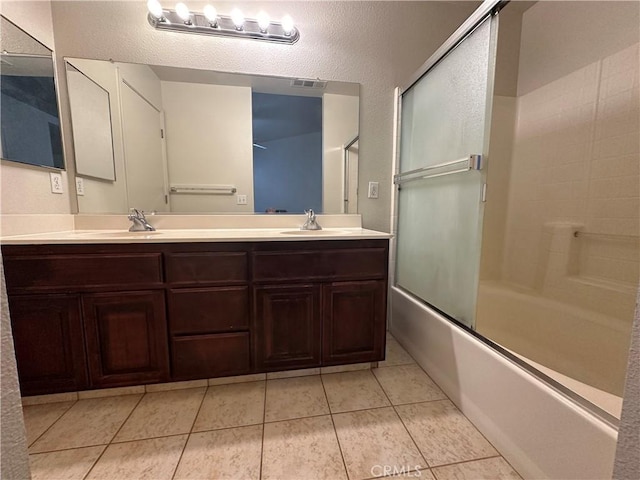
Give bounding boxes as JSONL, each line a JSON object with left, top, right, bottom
{"left": 8, "top": 294, "right": 88, "bottom": 396}
{"left": 254, "top": 284, "right": 321, "bottom": 370}
{"left": 82, "top": 291, "right": 169, "bottom": 388}
{"left": 322, "top": 281, "right": 386, "bottom": 365}
{"left": 171, "top": 333, "right": 251, "bottom": 380}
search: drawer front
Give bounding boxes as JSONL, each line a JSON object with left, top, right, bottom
{"left": 171, "top": 333, "right": 251, "bottom": 379}
{"left": 166, "top": 252, "right": 248, "bottom": 285}
{"left": 253, "top": 248, "right": 387, "bottom": 282}
{"left": 169, "top": 287, "right": 249, "bottom": 334}
{"left": 3, "top": 253, "right": 163, "bottom": 293}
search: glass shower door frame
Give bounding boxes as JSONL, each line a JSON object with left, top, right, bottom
{"left": 391, "top": 10, "right": 499, "bottom": 329}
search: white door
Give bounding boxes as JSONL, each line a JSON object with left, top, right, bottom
{"left": 120, "top": 81, "right": 167, "bottom": 212}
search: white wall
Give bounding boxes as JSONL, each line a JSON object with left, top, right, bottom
{"left": 161, "top": 81, "right": 254, "bottom": 213}
{"left": 517, "top": 1, "right": 640, "bottom": 97}
{"left": 49, "top": 0, "right": 478, "bottom": 231}
{"left": 323, "top": 93, "right": 359, "bottom": 213}
{"left": 0, "top": 0, "right": 72, "bottom": 216}
{"left": 67, "top": 59, "right": 129, "bottom": 213}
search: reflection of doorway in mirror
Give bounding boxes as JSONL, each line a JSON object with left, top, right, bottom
{"left": 252, "top": 92, "right": 322, "bottom": 214}
{"left": 343, "top": 138, "right": 359, "bottom": 214}
{"left": 120, "top": 82, "right": 168, "bottom": 212}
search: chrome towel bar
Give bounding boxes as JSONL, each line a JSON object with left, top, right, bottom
{"left": 394, "top": 154, "right": 482, "bottom": 186}
{"left": 169, "top": 184, "right": 237, "bottom": 195}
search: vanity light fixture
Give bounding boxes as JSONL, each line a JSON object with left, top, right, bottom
{"left": 147, "top": 3, "right": 300, "bottom": 44}
{"left": 257, "top": 11, "right": 270, "bottom": 34}
{"left": 203, "top": 5, "right": 218, "bottom": 27}
{"left": 175, "top": 2, "right": 192, "bottom": 24}
{"left": 147, "top": 0, "right": 164, "bottom": 20}
{"left": 230, "top": 9, "right": 244, "bottom": 30}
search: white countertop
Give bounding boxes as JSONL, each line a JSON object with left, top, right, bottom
{"left": 0, "top": 227, "right": 392, "bottom": 245}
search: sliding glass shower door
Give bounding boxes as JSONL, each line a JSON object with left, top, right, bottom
{"left": 395, "top": 16, "right": 497, "bottom": 328}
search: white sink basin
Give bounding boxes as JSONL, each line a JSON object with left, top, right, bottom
{"left": 281, "top": 230, "right": 348, "bottom": 235}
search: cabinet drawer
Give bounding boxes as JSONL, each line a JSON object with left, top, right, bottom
{"left": 171, "top": 333, "right": 251, "bottom": 379}
{"left": 253, "top": 248, "right": 387, "bottom": 282}
{"left": 3, "top": 253, "right": 163, "bottom": 292}
{"left": 166, "top": 252, "right": 247, "bottom": 285}
{"left": 168, "top": 287, "right": 249, "bottom": 334}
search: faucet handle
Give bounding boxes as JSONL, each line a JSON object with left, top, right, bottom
{"left": 305, "top": 209, "right": 315, "bottom": 219}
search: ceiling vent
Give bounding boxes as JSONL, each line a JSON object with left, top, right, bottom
{"left": 291, "top": 78, "right": 327, "bottom": 89}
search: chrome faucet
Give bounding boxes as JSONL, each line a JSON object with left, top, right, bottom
{"left": 301, "top": 209, "right": 322, "bottom": 230}
{"left": 128, "top": 208, "right": 156, "bottom": 232}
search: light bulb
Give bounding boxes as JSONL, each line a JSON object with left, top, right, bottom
{"left": 257, "top": 11, "right": 270, "bottom": 33}
{"left": 203, "top": 4, "right": 217, "bottom": 25}
{"left": 147, "top": 0, "right": 164, "bottom": 19}
{"left": 175, "top": 2, "right": 190, "bottom": 22}
{"left": 231, "top": 8, "right": 244, "bottom": 30}
{"left": 281, "top": 15, "right": 294, "bottom": 35}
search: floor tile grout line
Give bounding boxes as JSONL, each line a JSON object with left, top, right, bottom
{"left": 80, "top": 392, "right": 146, "bottom": 480}
{"left": 106, "top": 392, "right": 146, "bottom": 444}
{"left": 370, "top": 365, "right": 430, "bottom": 471}
{"left": 319, "top": 374, "right": 350, "bottom": 480}
{"left": 170, "top": 385, "right": 209, "bottom": 480}
{"left": 259, "top": 378, "right": 268, "bottom": 480}
{"left": 264, "top": 411, "right": 332, "bottom": 425}
{"left": 25, "top": 399, "right": 77, "bottom": 449}
{"left": 430, "top": 453, "right": 523, "bottom": 480}
{"left": 187, "top": 386, "right": 209, "bottom": 435}
{"left": 28, "top": 442, "right": 108, "bottom": 456}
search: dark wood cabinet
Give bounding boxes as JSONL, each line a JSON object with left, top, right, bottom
{"left": 251, "top": 240, "right": 388, "bottom": 371}
{"left": 82, "top": 291, "right": 169, "bottom": 387}
{"left": 2, "top": 238, "right": 388, "bottom": 395}
{"left": 166, "top": 246, "right": 251, "bottom": 380}
{"left": 8, "top": 294, "right": 88, "bottom": 396}
{"left": 322, "top": 280, "right": 386, "bottom": 365}
{"left": 254, "top": 284, "right": 322, "bottom": 370}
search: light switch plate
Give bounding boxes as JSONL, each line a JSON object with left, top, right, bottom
{"left": 50, "top": 172, "right": 64, "bottom": 194}
{"left": 75, "top": 177, "right": 85, "bottom": 196}
{"left": 236, "top": 194, "right": 247, "bottom": 205}
{"left": 368, "top": 181, "right": 379, "bottom": 199}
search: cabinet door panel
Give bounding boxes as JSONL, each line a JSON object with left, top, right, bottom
{"left": 83, "top": 291, "right": 169, "bottom": 387}
{"left": 168, "top": 287, "right": 249, "bottom": 335}
{"left": 254, "top": 284, "right": 321, "bottom": 370}
{"left": 9, "top": 294, "right": 88, "bottom": 395}
{"left": 323, "top": 281, "right": 386, "bottom": 364}
{"left": 171, "top": 333, "right": 251, "bottom": 380}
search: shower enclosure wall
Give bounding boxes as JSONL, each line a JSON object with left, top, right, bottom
{"left": 393, "top": 0, "right": 638, "bottom": 430}
{"left": 476, "top": 0, "right": 639, "bottom": 417}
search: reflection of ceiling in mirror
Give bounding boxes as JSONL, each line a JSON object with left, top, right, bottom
{"left": 0, "top": 15, "right": 51, "bottom": 56}
{"left": 149, "top": 64, "right": 359, "bottom": 97}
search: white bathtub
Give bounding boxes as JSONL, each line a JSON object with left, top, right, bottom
{"left": 390, "top": 286, "right": 618, "bottom": 479}
{"left": 475, "top": 281, "right": 632, "bottom": 400}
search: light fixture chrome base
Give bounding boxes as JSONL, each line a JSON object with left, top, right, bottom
{"left": 148, "top": 11, "right": 300, "bottom": 44}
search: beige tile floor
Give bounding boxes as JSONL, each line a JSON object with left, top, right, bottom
{"left": 24, "top": 334, "right": 522, "bottom": 480}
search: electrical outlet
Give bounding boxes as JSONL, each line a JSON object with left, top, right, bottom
{"left": 50, "top": 172, "right": 64, "bottom": 194}
{"left": 368, "top": 181, "right": 379, "bottom": 199}
{"left": 236, "top": 194, "right": 247, "bottom": 205}
{"left": 75, "top": 177, "right": 85, "bottom": 196}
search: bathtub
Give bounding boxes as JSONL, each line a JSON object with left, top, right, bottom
{"left": 475, "top": 281, "right": 631, "bottom": 402}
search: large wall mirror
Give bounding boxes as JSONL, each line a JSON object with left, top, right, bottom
{"left": 0, "top": 15, "right": 64, "bottom": 170}
{"left": 64, "top": 57, "right": 360, "bottom": 214}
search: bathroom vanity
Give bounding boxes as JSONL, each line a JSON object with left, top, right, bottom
{"left": 2, "top": 229, "right": 389, "bottom": 396}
